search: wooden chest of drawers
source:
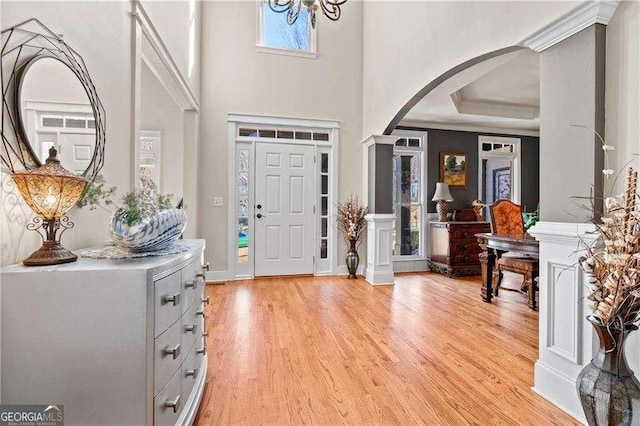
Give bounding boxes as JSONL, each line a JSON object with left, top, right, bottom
{"left": 428, "top": 221, "right": 490, "bottom": 277}
{"left": 0, "top": 239, "right": 208, "bottom": 425}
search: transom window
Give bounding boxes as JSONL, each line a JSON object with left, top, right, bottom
{"left": 257, "top": 1, "right": 317, "bottom": 57}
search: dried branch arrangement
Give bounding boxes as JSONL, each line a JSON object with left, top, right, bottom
{"left": 580, "top": 167, "right": 640, "bottom": 328}
{"left": 336, "top": 195, "right": 368, "bottom": 242}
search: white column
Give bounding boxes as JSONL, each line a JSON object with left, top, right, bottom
{"left": 528, "top": 221, "right": 598, "bottom": 423}
{"left": 362, "top": 135, "right": 396, "bottom": 286}
{"left": 364, "top": 213, "right": 395, "bottom": 285}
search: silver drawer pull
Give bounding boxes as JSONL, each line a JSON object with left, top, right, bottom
{"left": 196, "top": 309, "right": 205, "bottom": 317}
{"left": 161, "top": 292, "right": 181, "bottom": 306}
{"left": 163, "top": 344, "right": 181, "bottom": 360}
{"left": 185, "top": 280, "right": 198, "bottom": 289}
{"left": 184, "top": 324, "right": 197, "bottom": 334}
{"left": 202, "top": 262, "right": 210, "bottom": 272}
{"left": 202, "top": 331, "right": 209, "bottom": 338}
{"left": 196, "top": 346, "right": 206, "bottom": 355}
{"left": 196, "top": 272, "right": 206, "bottom": 281}
{"left": 202, "top": 296, "right": 210, "bottom": 305}
{"left": 185, "top": 368, "right": 198, "bottom": 377}
{"left": 164, "top": 395, "right": 181, "bottom": 413}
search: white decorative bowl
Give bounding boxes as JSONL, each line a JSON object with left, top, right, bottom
{"left": 109, "top": 208, "right": 187, "bottom": 252}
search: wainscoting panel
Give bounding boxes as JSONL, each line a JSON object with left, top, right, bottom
{"left": 546, "top": 261, "right": 582, "bottom": 364}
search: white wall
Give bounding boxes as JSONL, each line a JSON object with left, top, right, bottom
{"left": 199, "top": 1, "right": 363, "bottom": 272}
{"left": 362, "top": 1, "right": 580, "bottom": 136}
{"left": 141, "top": 62, "right": 184, "bottom": 199}
{"left": 140, "top": 0, "right": 201, "bottom": 103}
{"left": 605, "top": 0, "right": 640, "bottom": 197}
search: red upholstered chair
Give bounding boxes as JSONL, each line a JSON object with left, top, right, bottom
{"left": 489, "top": 199, "right": 539, "bottom": 310}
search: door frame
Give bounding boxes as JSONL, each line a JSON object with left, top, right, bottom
{"left": 227, "top": 114, "right": 340, "bottom": 280}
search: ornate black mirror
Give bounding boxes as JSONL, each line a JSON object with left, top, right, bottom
{"left": 1, "top": 18, "right": 105, "bottom": 179}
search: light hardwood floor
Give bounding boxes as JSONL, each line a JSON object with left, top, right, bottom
{"left": 194, "top": 273, "right": 579, "bottom": 425}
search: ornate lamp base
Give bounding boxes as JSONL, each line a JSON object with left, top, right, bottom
{"left": 23, "top": 241, "right": 78, "bottom": 266}
{"left": 436, "top": 200, "right": 449, "bottom": 222}
{"left": 22, "top": 216, "right": 78, "bottom": 266}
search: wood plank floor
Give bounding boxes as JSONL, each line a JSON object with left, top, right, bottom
{"left": 194, "top": 273, "right": 579, "bottom": 425}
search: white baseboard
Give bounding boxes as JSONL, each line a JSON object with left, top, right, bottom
{"left": 532, "top": 361, "right": 585, "bottom": 424}
{"left": 206, "top": 270, "right": 229, "bottom": 283}
{"left": 365, "top": 269, "right": 395, "bottom": 286}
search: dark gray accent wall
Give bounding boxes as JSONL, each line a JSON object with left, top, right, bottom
{"left": 398, "top": 127, "right": 540, "bottom": 213}
{"left": 367, "top": 143, "right": 394, "bottom": 214}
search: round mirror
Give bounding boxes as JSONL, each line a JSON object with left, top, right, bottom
{"left": 17, "top": 56, "right": 97, "bottom": 175}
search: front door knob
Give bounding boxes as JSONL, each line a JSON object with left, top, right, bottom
{"left": 257, "top": 213, "right": 262, "bottom": 218}
{"left": 256, "top": 204, "right": 262, "bottom": 209}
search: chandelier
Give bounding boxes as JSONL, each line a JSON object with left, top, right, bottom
{"left": 268, "top": 0, "right": 347, "bottom": 29}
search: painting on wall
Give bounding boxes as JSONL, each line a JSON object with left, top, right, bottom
{"left": 440, "top": 152, "right": 467, "bottom": 189}
{"left": 493, "top": 167, "right": 511, "bottom": 200}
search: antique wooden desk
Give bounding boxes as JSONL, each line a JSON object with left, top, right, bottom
{"left": 475, "top": 233, "right": 539, "bottom": 306}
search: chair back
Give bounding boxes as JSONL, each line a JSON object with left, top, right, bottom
{"left": 490, "top": 199, "right": 525, "bottom": 238}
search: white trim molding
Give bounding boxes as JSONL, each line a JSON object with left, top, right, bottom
{"left": 364, "top": 214, "right": 396, "bottom": 286}
{"left": 361, "top": 134, "right": 396, "bottom": 147}
{"left": 528, "top": 221, "right": 599, "bottom": 424}
{"left": 520, "top": 0, "right": 620, "bottom": 52}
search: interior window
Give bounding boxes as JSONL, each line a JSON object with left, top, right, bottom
{"left": 392, "top": 147, "right": 423, "bottom": 257}
{"left": 259, "top": 2, "right": 314, "bottom": 53}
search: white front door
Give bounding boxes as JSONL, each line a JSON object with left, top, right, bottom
{"left": 255, "top": 143, "right": 315, "bottom": 276}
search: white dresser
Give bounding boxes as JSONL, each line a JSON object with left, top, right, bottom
{"left": 0, "top": 239, "right": 208, "bottom": 426}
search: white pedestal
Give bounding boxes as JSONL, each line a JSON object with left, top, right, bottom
{"left": 527, "top": 221, "right": 598, "bottom": 423}
{"left": 364, "top": 213, "right": 395, "bottom": 285}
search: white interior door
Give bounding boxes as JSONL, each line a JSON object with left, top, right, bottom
{"left": 255, "top": 143, "right": 315, "bottom": 276}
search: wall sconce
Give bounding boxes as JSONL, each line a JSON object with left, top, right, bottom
{"left": 10, "top": 147, "right": 88, "bottom": 266}
{"left": 432, "top": 182, "right": 454, "bottom": 222}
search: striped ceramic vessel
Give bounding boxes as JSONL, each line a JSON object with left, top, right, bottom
{"left": 109, "top": 208, "right": 187, "bottom": 252}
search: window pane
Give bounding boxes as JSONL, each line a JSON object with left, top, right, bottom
{"left": 263, "top": 4, "right": 310, "bottom": 51}
{"left": 259, "top": 129, "right": 276, "bottom": 138}
{"left": 321, "top": 218, "right": 328, "bottom": 238}
{"left": 481, "top": 158, "right": 513, "bottom": 205}
{"left": 65, "top": 118, "right": 86, "bottom": 128}
{"left": 321, "top": 196, "right": 328, "bottom": 216}
{"left": 239, "top": 128, "right": 257, "bottom": 137}
{"left": 42, "top": 117, "right": 64, "bottom": 127}
{"left": 296, "top": 131, "right": 312, "bottom": 140}
{"left": 396, "top": 206, "right": 420, "bottom": 256}
{"left": 238, "top": 218, "right": 249, "bottom": 263}
{"left": 408, "top": 138, "right": 420, "bottom": 147}
{"left": 313, "top": 132, "right": 329, "bottom": 141}
{"left": 393, "top": 155, "right": 420, "bottom": 204}
{"left": 87, "top": 119, "right": 96, "bottom": 129}
{"left": 321, "top": 153, "right": 328, "bottom": 173}
{"left": 238, "top": 196, "right": 249, "bottom": 217}
{"left": 321, "top": 175, "right": 328, "bottom": 195}
{"left": 320, "top": 239, "right": 328, "bottom": 259}
{"left": 277, "top": 130, "right": 294, "bottom": 139}
{"left": 395, "top": 138, "right": 406, "bottom": 147}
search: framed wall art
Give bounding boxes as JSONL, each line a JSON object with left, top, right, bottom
{"left": 440, "top": 152, "right": 468, "bottom": 189}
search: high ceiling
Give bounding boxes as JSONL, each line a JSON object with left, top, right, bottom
{"left": 401, "top": 50, "right": 540, "bottom": 135}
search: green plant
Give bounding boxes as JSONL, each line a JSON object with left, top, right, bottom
{"left": 77, "top": 174, "right": 174, "bottom": 226}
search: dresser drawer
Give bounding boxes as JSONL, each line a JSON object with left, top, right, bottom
{"left": 155, "top": 271, "right": 182, "bottom": 338}
{"left": 154, "top": 319, "right": 183, "bottom": 396}
{"left": 450, "top": 241, "right": 481, "bottom": 254}
{"left": 450, "top": 253, "right": 480, "bottom": 266}
{"left": 181, "top": 261, "right": 198, "bottom": 314}
{"left": 182, "top": 345, "right": 198, "bottom": 405}
{"left": 181, "top": 302, "right": 199, "bottom": 354}
{"left": 154, "top": 365, "right": 183, "bottom": 426}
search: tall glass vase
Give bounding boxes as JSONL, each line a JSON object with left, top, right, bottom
{"left": 577, "top": 315, "right": 640, "bottom": 425}
{"left": 345, "top": 239, "right": 359, "bottom": 279}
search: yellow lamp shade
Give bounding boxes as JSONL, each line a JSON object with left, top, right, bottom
{"left": 10, "top": 147, "right": 88, "bottom": 266}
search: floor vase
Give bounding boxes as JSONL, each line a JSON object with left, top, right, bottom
{"left": 346, "top": 239, "right": 359, "bottom": 279}
{"left": 577, "top": 316, "right": 640, "bottom": 425}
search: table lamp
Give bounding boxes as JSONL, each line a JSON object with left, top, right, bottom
{"left": 432, "top": 182, "right": 454, "bottom": 222}
{"left": 11, "top": 147, "right": 88, "bottom": 266}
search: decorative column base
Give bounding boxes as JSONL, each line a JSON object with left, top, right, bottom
{"left": 364, "top": 213, "right": 395, "bottom": 286}
{"left": 527, "top": 221, "right": 599, "bottom": 423}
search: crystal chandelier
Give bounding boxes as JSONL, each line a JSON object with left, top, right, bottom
{"left": 268, "top": 0, "right": 347, "bottom": 29}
